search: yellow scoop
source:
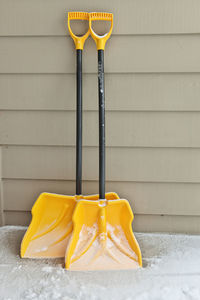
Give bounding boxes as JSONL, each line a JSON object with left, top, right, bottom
{"left": 65, "top": 198, "right": 142, "bottom": 270}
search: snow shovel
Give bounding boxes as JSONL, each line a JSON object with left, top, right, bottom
{"left": 65, "top": 12, "right": 142, "bottom": 270}
{"left": 20, "top": 12, "right": 118, "bottom": 259}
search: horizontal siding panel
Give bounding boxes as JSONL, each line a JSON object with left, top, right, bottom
{"left": 133, "top": 215, "right": 200, "bottom": 234}
{"left": 1, "top": 111, "right": 200, "bottom": 148}
{"left": 4, "top": 211, "right": 200, "bottom": 234}
{"left": 4, "top": 211, "right": 31, "bottom": 226}
{"left": 2, "top": 35, "right": 200, "bottom": 73}
{"left": 2, "top": 74, "right": 200, "bottom": 112}
{"left": 3, "top": 179, "right": 200, "bottom": 216}
{"left": 2, "top": 146, "right": 200, "bottom": 183}
{"left": 1, "top": 0, "right": 200, "bottom": 35}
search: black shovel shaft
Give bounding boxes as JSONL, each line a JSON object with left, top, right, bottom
{"left": 76, "top": 49, "right": 82, "bottom": 195}
{"left": 98, "top": 50, "right": 105, "bottom": 199}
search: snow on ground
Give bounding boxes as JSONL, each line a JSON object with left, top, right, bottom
{"left": 0, "top": 226, "right": 200, "bottom": 300}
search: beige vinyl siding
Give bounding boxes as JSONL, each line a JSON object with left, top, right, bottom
{"left": 3, "top": 146, "right": 200, "bottom": 183}
{"left": 0, "top": 0, "right": 200, "bottom": 232}
{"left": 4, "top": 179, "right": 200, "bottom": 216}
{"left": 2, "top": 36, "right": 200, "bottom": 73}
{"left": 1, "top": 74, "right": 200, "bottom": 112}
{"left": 1, "top": 111, "right": 200, "bottom": 147}
{"left": 1, "top": 0, "right": 200, "bottom": 35}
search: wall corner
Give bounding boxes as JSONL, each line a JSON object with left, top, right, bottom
{"left": 0, "top": 147, "right": 4, "bottom": 226}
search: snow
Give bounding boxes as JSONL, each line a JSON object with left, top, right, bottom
{"left": 0, "top": 226, "right": 200, "bottom": 299}
{"left": 69, "top": 223, "right": 139, "bottom": 270}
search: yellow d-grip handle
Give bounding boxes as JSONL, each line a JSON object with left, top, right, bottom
{"left": 89, "top": 12, "right": 113, "bottom": 50}
{"left": 68, "top": 12, "right": 90, "bottom": 50}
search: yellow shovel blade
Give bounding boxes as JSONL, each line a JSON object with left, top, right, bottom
{"left": 21, "top": 193, "right": 76, "bottom": 258}
{"left": 21, "top": 192, "right": 119, "bottom": 258}
{"left": 65, "top": 198, "right": 142, "bottom": 270}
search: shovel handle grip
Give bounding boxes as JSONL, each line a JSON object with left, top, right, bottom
{"left": 68, "top": 12, "right": 90, "bottom": 50}
{"left": 89, "top": 12, "right": 113, "bottom": 50}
